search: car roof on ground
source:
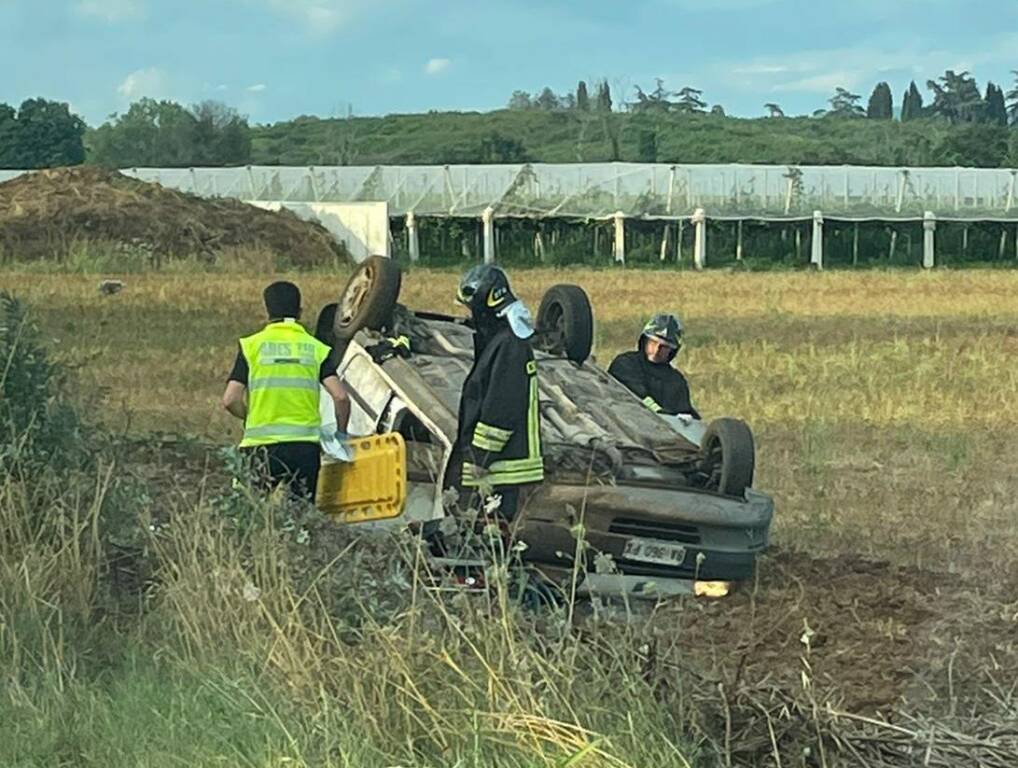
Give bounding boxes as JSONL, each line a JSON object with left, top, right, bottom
{"left": 368, "top": 307, "right": 700, "bottom": 472}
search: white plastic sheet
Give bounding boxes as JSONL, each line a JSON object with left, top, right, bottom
{"left": 5, "top": 163, "right": 1018, "bottom": 220}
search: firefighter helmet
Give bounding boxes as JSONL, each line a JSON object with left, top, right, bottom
{"left": 456, "top": 264, "right": 517, "bottom": 316}
{"left": 640, "top": 313, "right": 684, "bottom": 358}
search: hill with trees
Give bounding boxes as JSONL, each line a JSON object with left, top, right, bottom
{"left": 248, "top": 107, "right": 1018, "bottom": 168}
{"left": 3, "top": 69, "right": 1018, "bottom": 170}
{"left": 247, "top": 71, "right": 1018, "bottom": 169}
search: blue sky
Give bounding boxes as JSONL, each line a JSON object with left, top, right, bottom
{"left": 2, "top": 0, "right": 1017, "bottom": 125}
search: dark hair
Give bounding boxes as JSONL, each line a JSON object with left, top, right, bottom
{"left": 263, "top": 281, "right": 301, "bottom": 319}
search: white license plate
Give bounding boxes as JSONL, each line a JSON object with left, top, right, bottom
{"left": 622, "top": 538, "right": 686, "bottom": 567}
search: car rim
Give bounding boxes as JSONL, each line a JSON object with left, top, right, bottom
{"left": 543, "top": 303, "right": 567, "bottom": 352}
{"left": 339, "top": 266, "right": 374, "bottom": 326}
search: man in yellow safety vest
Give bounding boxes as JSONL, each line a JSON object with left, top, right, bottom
{"left": 221, "top": 281, "right": 350, "bottom": 502}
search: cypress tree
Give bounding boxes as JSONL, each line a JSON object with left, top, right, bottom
{"left": 576, "top": 81, "right": 590, "bottom": 111}
{"left": 866, "top": 82, "right": 893, "bottom": 119}
{"left": 596, "top": 81, "right": 613, "bottom": 113}
{"left": 985, "top": 82, "right": 1008, "bottom": 126}
{"left": 901, "top": 81, "right": 924, "bottom": 121}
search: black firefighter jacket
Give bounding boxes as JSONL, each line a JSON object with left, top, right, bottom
{"left": 608, "top": 350, "right": 701, "bottom": 419}
{"left": 457, "top": 324, "right": 544, "bottom": 488}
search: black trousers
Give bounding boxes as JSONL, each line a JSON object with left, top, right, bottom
{"left": 241, "top": 441, "right": 321, "bottom": 503}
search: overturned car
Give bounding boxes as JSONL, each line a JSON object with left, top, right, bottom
{"left": 316, "top": 257, "right": 774, "bottom": 597}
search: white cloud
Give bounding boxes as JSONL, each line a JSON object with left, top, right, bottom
{"left": 719, "top": 42, "right": 1013, "bottom": 99}
{"left": 732, "top": 63, "right": 792, "bottom": 76}
{"left": 117, "top": 67, "right": 169, "bottom": 100}
{"left": 265, "top": 0, "right": 355, "bottom": 34}
{"left": 424, "top": 57, "right": 451, "bottom": 76}
{"left": 246, "top": 83, "right": 267, "bottom": 92}
{"left": 773, "top": 71, "right": 865, "bottom": 95}
{"left": 75, "top": 0, "right": 142, "bottom": 22}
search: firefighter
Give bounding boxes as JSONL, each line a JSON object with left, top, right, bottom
{"left": 222, "top": 281, "right": 350, "bottom": 502}
{"left": 608, "top": 313, "right": 701, "bottom": 419}
{"left": 454, "top": 264, "right": 543, "bottom": 519}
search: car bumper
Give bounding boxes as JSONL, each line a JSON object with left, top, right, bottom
{"left": 519, "top": 483, "right": 773, "bottom": 581}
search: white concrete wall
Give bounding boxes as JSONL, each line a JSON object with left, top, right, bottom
{"left": 247, "top": 200, "right": 390, "bottom": 263}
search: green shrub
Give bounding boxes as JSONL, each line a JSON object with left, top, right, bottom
{"left": 0, "top": 292, "right": 87, "bottom": 475}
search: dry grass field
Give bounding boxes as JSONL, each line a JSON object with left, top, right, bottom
{"left": 7, "top": 267, "right": 1018, "bottom": 568}
{"left": 5, "top": 265, "right": 1018, "bottom": 766}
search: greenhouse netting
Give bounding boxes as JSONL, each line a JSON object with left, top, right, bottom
{"left": 4, "top": 163, "right": 1018, "bottom": 221}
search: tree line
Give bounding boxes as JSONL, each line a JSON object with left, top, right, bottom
{"left": 507, "top": 80, "right": 614, "bottom": 113}
{"left": 508, "top": 70, "right": 1018, "bottom": 125}
{"left": 0, "top": 99, "right": 86, "bottom": 168}
{"left": 0, "top": 97, "right": 252, "bottom": 170}
{"left": 5, "top": 68, "right": 1018, "bottom": 171}
{"left": 88, "top": 99, "right": 251, "bottom": 167}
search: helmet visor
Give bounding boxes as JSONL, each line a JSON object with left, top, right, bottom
{"left": 457, "top": 282, "right": 478, "bottom": 305}
{"left": 647, "top": 332, "right": 679, "bottom": 349}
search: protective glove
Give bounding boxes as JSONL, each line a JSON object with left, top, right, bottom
{"left": 321, "top": 429, "right": 353, "bottom": 462}
{"left": 368, "top": 335, "right": 412, "bottom": 364}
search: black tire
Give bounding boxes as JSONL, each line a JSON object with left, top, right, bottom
{"left": 699, "top": 418, "right": 755, "bottom": 497}
{"left": 333, "top": 255, "right": 402, "bottom": 342}
{"left": 535, "top": 284, "right": 594, "bottom": 364}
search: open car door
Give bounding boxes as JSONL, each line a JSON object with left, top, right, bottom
{"left": 317, "top": 433, "right": 408, "bottom": 523}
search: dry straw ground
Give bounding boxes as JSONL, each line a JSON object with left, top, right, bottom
{"left": 5, "top": 266, "right": 1018, "bottom": 766}
{"left": 8, "top": 267, "right": 1018, "bottom": 568}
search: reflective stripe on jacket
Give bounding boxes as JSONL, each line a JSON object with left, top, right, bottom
{"left": 457, "top": 325, "right": 544, "bottom": 488}
{"left": 238, "top": 319, "right": 330, "bottom": 448}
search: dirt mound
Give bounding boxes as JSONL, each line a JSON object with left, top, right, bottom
{"left": 0, "top": 166, "right": 346, "bottom": 266}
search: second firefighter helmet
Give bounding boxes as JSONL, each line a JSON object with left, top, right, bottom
{"left": 456, "top": 264, "right": 517, "bottom": 316}
{"left": 640, "top": 313, "right": 684, "bottom": 357}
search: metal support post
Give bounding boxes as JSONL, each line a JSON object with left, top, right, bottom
{"left": 406, "top": 212, "right": 420, "bottom": 263}
{"left": 482, "top": 206, "right": 495, "bottom": 265}
{"left": 922, "top": 211, "right": 936, "bottom": 269}
{"left": 810, "top": 211, "right": 824, "bottom": 270}
{"left": 613, "top": 211, "right": 626, "bottom": 265}
{"left": 692, "top": 208, "right": 707, "bottom": 270}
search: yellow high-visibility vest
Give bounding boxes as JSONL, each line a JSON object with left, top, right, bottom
{"left": 238, "top": 319, "right": 330, "bottom": 448}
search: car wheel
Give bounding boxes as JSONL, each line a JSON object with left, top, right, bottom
{"left": 535, "top": 284, "right": 594, "bottom": 363}
{"left": 333, "top": 255, "right": 402, "bottom": 343}
{"left": 699, "top": 418, "right": 755, "bottom": 497}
